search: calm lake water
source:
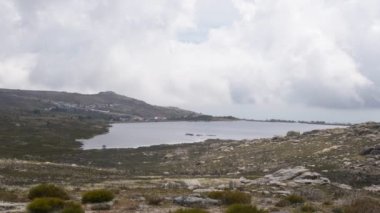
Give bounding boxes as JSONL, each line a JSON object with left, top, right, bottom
{"left": 81, "top": 121, "right": 342, "bottom": 149}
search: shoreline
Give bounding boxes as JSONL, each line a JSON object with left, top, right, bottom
{"left": 80, "top": 120, "right": 346, "bottom": 150}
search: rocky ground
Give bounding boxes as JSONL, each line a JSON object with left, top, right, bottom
{"left": 1, "top": 122, "right": 380, "bottom": 212}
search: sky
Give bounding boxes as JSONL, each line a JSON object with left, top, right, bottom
{"left": 0, "top": 0, "right": 380, "bottom": 123}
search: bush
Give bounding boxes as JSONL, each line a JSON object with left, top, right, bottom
{"left": 28, "top": 184, "right": 69, "bottom": 200}
{"left": 276, "top": 194, "right": 305, "bottom": 207}
{"left": 342, "top": 197, "right": 380, "bottom": 213}
{"left": 61, "top": 202, "right": 84, "bottom": 213}
{"left": 275, "top": 199, "right": 290, "bottom": 207}
{"left": 81, "top": 189, "right": 114, "bottom": 204}
{"left": 174, "top": 208, "right": 209, "bottom": 213}
{"left": 285, "top": 194, "right": 305, "bottom": 204}
{"left": 286, "top": 131, "right": 301, "bottom": 137}
{"left": 27, "top": 197, "right": 64, "bottom": 213}
{"left": 0, "top": 189, "right": 21, "bottom": 202}
{"left": 226, "top": 204, "right": 268, "bottom": 213}
{"left": 207, "top": 191, "right": 251, "bottom": 205}
{"left": 300, "top": 203, "right": 316, "bottom": 212}
{"left": 332, "top": 208, "right": 344, "bottom": 213}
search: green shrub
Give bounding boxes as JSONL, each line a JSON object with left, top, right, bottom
{"left": 275, "top": 199, "right": 290, "bottom": 207}
{"left": 300, "top": 203, "right": 316, "bottom": 212}
{"left": 28, "top": 184, "right": 69, "bottom": 200}
{"left": 226, "top": 204, "right": 268, "bottom": 213}
{"left": 81, "top": 189, "right": 114, "bottom": 204}
{"left": 286, "top": 131, "right": 301, "bottom": 137}
{"left": 342, "top": 197, "right": 380, "bottom": 213}
{"left": 174, "top": 208, "right": 209, "bottom": 213}
{"left": 61, "top": 202, "right": 84, "bottom": 213}
{"left": 332, "top": 207, "right": 344, "bottom": 213}
{"left": 207, "top": 191, "right": 251, "bottom": 205}
{"left": 276, "top": 194, "right": 305, "bottom": 207}
{"left": 27, "top": 197, "right": 64, "bottom": 213}
{"left": 0, "top": 189, "right": 20, "bottom": 202}
{"left": 285, "top": 194, "right": 305, "bottom": 204}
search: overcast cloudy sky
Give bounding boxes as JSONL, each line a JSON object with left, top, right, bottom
{"left": 1, "top": 0, "right": 380, "bottom": 122}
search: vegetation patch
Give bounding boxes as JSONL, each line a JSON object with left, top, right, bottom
{"left": 276, "top": 194, "right": 305, "bottom": 207}
{"left": 0, "top": 188, "right": 23, "bottom": 202}
{"left": 61, "top": 201, "right": 84, "bottom": 213}
{"left": 81, "top": 189, "right": 114, "bottom": 203}
{"left": 300, "top": 203, "right": 317, "bottom": 212}
{"left": 285, "top": 194, "right": 305, "bottom": 204}
{"left": 174, "top": 208, "right": 209, "bottom": 213}
{"left": 28, "top": 184, "right": 69, "bottom": 200}
{"left": 225, "top": 204, "right": 268, "bottom": 213}
{"left": 342, "top": 197, "right": 380, "bottom": 213}
{"left": 27, "top": 197, "right": 65, "bottom": 213}
{"left": 207, "top": 191, "right": 251, "bottom": 205}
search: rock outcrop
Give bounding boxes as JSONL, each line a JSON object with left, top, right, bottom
{"left": 251, "top": 166, "right": 330, "bottom": 186}
{"left": 360, "top": 144, "right": 380, "bottom": 155}
{"left": 173, "top": 195, "right": 220, "bottom": 207}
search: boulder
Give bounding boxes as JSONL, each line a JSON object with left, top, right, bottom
{"left": 360, "top": 147, "right": 374, "bottom": 155}
{"left": 360, "top": 144, "right": 380, "bottom": 155}
{"left": 181, "top": 179, "right": 201, "bottom": 190}
{"left": 251, "top": 166, "right": 330, "bottom": 186}
{"left": 266, "top": 166, "right": 309, "bottom": 181}
{"left": 293, "top": 172, "right": 330, "bottom": 184}
{"left": 173, "top": 196, "right": 220, "bottom": 207}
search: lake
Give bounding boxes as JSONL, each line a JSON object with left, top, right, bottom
{"left": 81, "top": 121, "right": 342, "bottom": 149}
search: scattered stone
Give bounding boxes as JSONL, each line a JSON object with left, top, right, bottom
{"left": 273, "top": 190, "right": 292, "bottom": 195}
{"left": 0, "top": 202, "right": 26, "bottom": 213}
{"left": 363, "top": 185, "right": 380, "bottom": 192}
{"left": 181, "top": 179, "right": 201, "bottom": 190}
{"left": 293, "top": 172, "right": 330, "bottom": 185}
{"left": 333, "top": 183, "right": 353, "bottom": 190}
{"left": 316, "top": 145, "right": 341, "bottom": 154}
{"left": 88, "top": 202, "right": 113, "bottom": 211}
{"left": 193, "top": 188, "right": 217, "bottom": 193}
{"left": 162, "top": 181, "right": 182, "bottom": 189}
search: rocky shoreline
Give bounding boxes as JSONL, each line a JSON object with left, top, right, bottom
{"left": 1, "top": 122, "right": 380, "bottom": 212}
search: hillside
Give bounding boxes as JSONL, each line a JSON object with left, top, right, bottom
{"left": 0, "top": 88, "right": 201, "bottom": 121}
{"left": 0, "top": 88, "right": 228, "bottom": 160}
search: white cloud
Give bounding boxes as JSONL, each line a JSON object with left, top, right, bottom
{"left": 0, "top": 0, "right": 380, "bottom": 116}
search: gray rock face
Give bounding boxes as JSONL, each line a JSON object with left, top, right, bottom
{"left": 363, "top": 185, "right": 380, "bottom": 192}
{"left": 173, "top": 196, "right": 220, "bottom": 207}
{"left": 267, "top": 166, "right": 309, "bottom": 181}
{"left": 251, "top": 166, "right": 330, "bottom": 186}
{"left": 360, "top": 144, "right": 380, "bottom": 155}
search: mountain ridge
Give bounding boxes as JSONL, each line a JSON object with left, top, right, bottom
{"left": 0, "top": 88, "right": 206, "bottom": 121}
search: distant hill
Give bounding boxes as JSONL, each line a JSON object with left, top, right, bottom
{"left": 0, "top": 88, "right": 206, "bottom": 121}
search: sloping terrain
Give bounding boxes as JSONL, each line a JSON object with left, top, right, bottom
{"left": 0, "top": 88, "right": 220, "bottom": 160}
{"left": 0, "top": 88, "right": 200, "bottom": 121}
